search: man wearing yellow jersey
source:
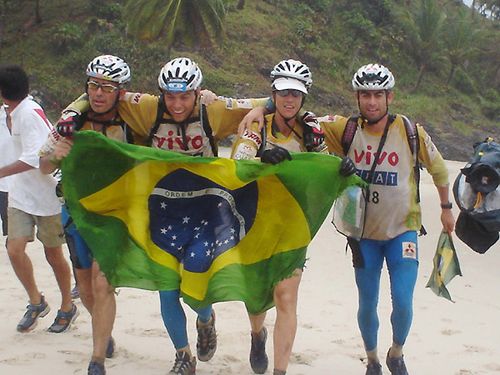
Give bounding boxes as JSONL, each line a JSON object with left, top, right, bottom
{"left": 57, "top": 57, "right": 268, "bottom": 375}
{"left": 321, "top": 64, "right": 455, "bottom": 375}
{"left": 232, "top": 59, "right": 356, "bottom": 375}
{"left": 39, "top": 54, "right": 133, "bottom": 375}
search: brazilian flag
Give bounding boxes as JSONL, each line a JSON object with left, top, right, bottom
{"left": 62, "top": 131, "right": 362, "bottom": 313}
{"left": 426, "top": 232, "right": 463, "bottom": 302}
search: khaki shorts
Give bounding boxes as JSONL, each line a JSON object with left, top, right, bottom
{"left": 8, "top": 207, "right": 65, "bottom": 247}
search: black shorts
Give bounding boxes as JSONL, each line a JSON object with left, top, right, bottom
{"left": 0, "top": 191, "right": 8, "bottom": 236}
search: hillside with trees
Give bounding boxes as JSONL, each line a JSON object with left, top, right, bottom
{"left": 0, "top": 0, "right": 498, "bottom": 160}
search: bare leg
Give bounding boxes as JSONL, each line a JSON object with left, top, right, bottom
{"left": 91, "top": 260, "right": 116, "bottom": 363}
{"left": 75, "top": 268, "right": 94, "bottom": 314}
{"left": 44, "top": 245, "right": 72, "bottom": 311}
{"left": 7, "top": 237, "right": 41, "bottom": 303}
{"left": 273, "top": 270, "right": 302, "bottom": 372}
{"left": 248, "top": 311, "right": 267, "bottom": 334}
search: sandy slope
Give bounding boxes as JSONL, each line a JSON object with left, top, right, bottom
{"left": 0, "top": 159, "right": 499, "bottom": 375}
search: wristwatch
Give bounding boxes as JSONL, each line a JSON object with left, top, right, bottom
{"left": 440, "top": 202, "right": 453, "bottom": 209}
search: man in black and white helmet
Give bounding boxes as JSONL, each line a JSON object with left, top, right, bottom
{"left": 39, "top": 54, "right": 133, "bottom": 375}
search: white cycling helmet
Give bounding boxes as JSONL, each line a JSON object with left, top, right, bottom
{"left": 86, "top": 55, "right": 131, "bottom": 85}
{"left": 352, "top": 63, "right": 395, "bottom": 91}
{"left": 158, "top": 57, "right": 203, "bottom": 92}
{"left": 270, "top": 59, "right": 312, "bottom": 94}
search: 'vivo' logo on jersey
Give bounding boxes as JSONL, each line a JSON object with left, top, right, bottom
{"left": 154, "top": 131, "right": 204, "bottom": 151}
{"left": 242, "top": 129, "right": 262, "bottom": 147}
{"left": 354, "top": 145, "right": 399, "bottom": 166}
{"left": 358, "top": 169, "right": 398, "bottom": 186}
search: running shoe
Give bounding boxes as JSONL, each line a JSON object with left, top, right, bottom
{"left": 106, "top": 336, "right": 115, "bottom": 358}
{"left": 71, "top": 285, "right": 80, "bottom": 299}
{"left": 169, "top": 351, "right": 196, "bottom": 375}
{"left": 386, "top": 349, "right": 409, "bottom": 375}
{"left": 88, "top": 361, "right": 106, "bottom": 375}
{"left": 196, "top": 310, "right": 217, "bottom": 361}
{"left": 366, "top": 362, "right": 383, "bottom": 375}
{"left": 47, "top": 303, "right": 79, "bottom": 333}
{"left": 16, "top": 295, "right": 50, "bottom": 332}
{"left": 250, "top": 327, "right": 269, "bottom": 374}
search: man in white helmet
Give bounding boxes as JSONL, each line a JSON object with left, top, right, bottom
{"left": 320, "top": 63, "right": 455, "bottom": 375}
{"left": 56, "top": 56, "right": 269, "bottom": 375}
{"left": 0, "top": 65, "right": 77, "bottom": 335}
{"left": 39, "top": 54, "right": 133, "bottom": 375}
{"left": 231, "top": 59, "right": 356, "bottom": 375}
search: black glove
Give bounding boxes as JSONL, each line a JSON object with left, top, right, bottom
{"left": 340, "top": 156, "right": 357, "bottom": 177}
{"left": 261, "top": 146, "right": 292, "bottom": 165}
{"left": 302, "top": 111, "right": 325, "bottom": 152}
{"left": 56, "top": 112, "right": 79, "bottom": 139}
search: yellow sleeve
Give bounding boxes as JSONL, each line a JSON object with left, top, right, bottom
{"left": 320, "top": 115, "right": 349, "bottom": 156}
{"left": 64, "top": 93, "right": 90, "bottom": 114}
{"left": 230, "top": 122, "right": 262, "bottom": 160}
{"left": 206, "top": 97, "right": 269, "bottom": 141}
{"left": 118, "top": 92, "right": 159, "bottom": 141}
{"left": 417, "top": 124, "right": 449, "bottom": 186}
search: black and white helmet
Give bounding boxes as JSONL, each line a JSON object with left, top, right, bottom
{"left": 158, "top": 57, "right": 203, "bottom": 92}
{"left": 86, "top": 55, "right": 131, "bottom": 85}
{"left": 352, "top": 63, "right": 395, "bottom": 91}
{"left": 270, "top": 59, "right": 312, "bottom": 94}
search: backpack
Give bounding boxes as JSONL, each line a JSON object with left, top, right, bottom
{"left": 147, "top": 95, "right": 218, "bottom": 156}
{"left": 453, "top": 137, "right": 500, "bottom": 253}
{"left": 341, "top": 115, "right": 421, "bottom": 203}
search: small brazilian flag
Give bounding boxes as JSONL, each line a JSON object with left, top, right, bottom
{"left": 426, "top": 232, "right": 463, "bottom": 302}
{"left": 62, "top": 131, "right": 362, "bottom": 313}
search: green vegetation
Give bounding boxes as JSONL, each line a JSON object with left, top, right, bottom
{"left": 0, "top": 0, "right": 498, "bottom": 160}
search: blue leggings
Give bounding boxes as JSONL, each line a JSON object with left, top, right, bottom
{"left": 159, "top": 290, "right": 213, "bottom": 349}
{"left": 354, "top": 231, "right": 418, "bottom": 351}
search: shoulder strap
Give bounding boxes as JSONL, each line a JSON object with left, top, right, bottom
{"left": 341, "top": 116, "right": 359, "bottom": 155}
{"left": 401, "top": 115, "right": 421, "bottom": 203}
{"left": 146, "top": 94, "right": 166, "bottom": 146}
{"left": 201, "top": 104, "right": 217, "bottom": 157}
{"left": 256, "top": 124, "right": 267, "bottom": 157}
{"left": 74, "top": 112, "right": 87, "bottom": 132}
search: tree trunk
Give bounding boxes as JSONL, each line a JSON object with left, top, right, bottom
{"left": 446, "top": 64, "right": 457, "bottom": 86}
{"left": 35, "top": 0, "right": 42, "bottom": 24}
{"left": 494, "top": 62, "right": 500, "bottom": 88}
{"left": 414, "top": 64, "right": 426, "bottom": 91}
{"left": 237, "top": 0, "right": 245, "bottom": 10}
{"left": 0, "top": 1, "right": 4, "bottom": 48}
{"left": 471, "top": 0, "right": 476, "bottom": 18}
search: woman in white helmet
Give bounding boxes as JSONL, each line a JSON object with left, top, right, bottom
{"left": 231, "top": 59, "right": 355, "bottom": 375}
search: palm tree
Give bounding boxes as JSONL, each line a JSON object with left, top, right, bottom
{"left": 402, "top": 0, "right": 446, "bottom": 90}
{"left": 443, "top": 8, "right": 478, "bottom": 85}
{"left": 124, "top": 0, "right": 226, "bottom": 53}
{"left": 34, "top": 0, "right": 41, "bottom": 24}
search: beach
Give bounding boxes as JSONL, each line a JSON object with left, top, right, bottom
{"left": 0, "top": 159, "right": 499, "bottom": 375}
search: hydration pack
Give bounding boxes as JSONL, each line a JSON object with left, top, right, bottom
{"left": 453, "top": 137, "right": 500, "bottom": 253}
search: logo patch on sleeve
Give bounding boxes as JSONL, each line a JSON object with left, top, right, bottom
{"left": 402, "top": 241, "right": 417, "bottom": 259}
{"left": 236, "top": 99, "right": 253, "bottom": 109}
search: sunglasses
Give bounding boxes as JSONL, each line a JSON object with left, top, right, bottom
{"left": 275, "top": 89, "right": 303, "bottom": 98}
{"left": 87, "top": 80, "right": 120, "bottom": 93}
